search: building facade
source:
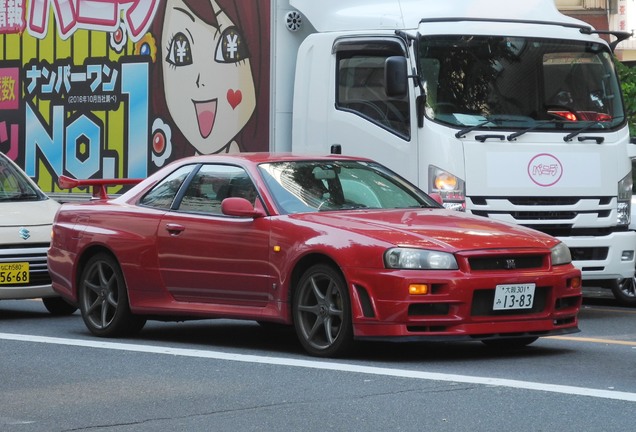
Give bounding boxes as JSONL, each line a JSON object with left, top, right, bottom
{"left": 556, "top": 0, "right": 636, "bottom": 60}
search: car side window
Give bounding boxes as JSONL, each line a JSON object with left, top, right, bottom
{"left": 139, "top": 165, "right": 193, "bottom": 209}
{"left": 177, "top": 164, "right": 258, "bottom": 215}
{"left": 336, "top": 41, "right": 410, "bottom": 139}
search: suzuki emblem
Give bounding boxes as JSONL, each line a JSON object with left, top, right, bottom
{"left": 18, "top": 227, "right": 30, "bottom": 240}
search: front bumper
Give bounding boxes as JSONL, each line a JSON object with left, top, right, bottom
{"left": 0, "top": 284, "right": 56, "bottom": 300}
{"left": 345, "top": 264, "right": 582, "bottom": 340}
{"left": 559, "top": 230, "right": 636, "bottom": 281}
{"left": 0, "top": 243, "right": 55, "bottom": 300}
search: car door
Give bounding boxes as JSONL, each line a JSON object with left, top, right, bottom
{"left": 155, "top": 164, "right": 274, "bottom": 306}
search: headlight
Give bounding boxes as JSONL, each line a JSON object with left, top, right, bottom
{"left": 385, "top": 248, "right": 458, "bottom": 270}
{"left": 551, "top": 242, "right": 572, "bottom": 266}
{"left": 617, "top": 171, "right": 632, "bottom": 227}
{"left": 428, "top": 165, "right": 466, "bottom": 212}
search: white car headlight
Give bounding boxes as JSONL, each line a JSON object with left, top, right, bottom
{"left": 551, "top": 242, "right": 572, "bottom": 266}
{"left": 385, "top": 248, "right": 458, "bottom": 270}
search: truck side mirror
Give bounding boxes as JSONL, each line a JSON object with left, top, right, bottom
{"left": 385, "top": 56, "right": 408, "bottom": 98}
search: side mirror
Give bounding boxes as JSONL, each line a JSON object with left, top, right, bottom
{"left": 221, "top": 197, "right": 265, "bottom": 218}
{"left": 385, "top": 56, "right": 408, "bottom": 98}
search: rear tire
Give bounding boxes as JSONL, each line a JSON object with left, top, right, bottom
{"left": 293, "top": 264, "right": 353, "bottom": 357}
{"left": 42, "top": 297, "right": 77, "bottom": 316}
{"left": 78, "top": 253, "right": 146, "bottom": 337}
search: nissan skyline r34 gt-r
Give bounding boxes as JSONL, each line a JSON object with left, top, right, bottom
{"left": 48, "top": 153, "right": 582, "bottom": 357}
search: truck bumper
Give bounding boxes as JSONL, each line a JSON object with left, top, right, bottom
{"left": 559, "top": 230, "right": 636, "bottom": 281}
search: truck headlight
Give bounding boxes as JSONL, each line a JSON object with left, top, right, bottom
{"left": 385, "top": 248, "right": 458, "bottom": 270}
{"left": 617, "top": 171, "right": 632, "bottom": 227}
{"left": 428, "top": 165, "right": 465, "bottom": 212}
{"left": 551, "top": 242, "right": 572, "bottom": 266}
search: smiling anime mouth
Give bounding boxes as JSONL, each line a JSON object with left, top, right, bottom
{"left": 193, "top": 99, "right": 218, "bottom": 139}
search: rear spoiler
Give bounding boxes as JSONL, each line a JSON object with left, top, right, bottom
{"left": 57, "top": 175, "right": 143, "bottom": 199}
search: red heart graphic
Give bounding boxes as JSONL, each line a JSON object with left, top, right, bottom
{"left": 227, "top": 89, "right": 242, "bottom": 110}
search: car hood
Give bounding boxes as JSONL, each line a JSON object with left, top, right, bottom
{"left": 2, "top": 199, "right": 60, "bottom": 227}
{"left": 292, "top": 208, "right": 557, "bottom": 252}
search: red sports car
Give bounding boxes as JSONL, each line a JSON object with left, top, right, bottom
{"left": 48, "top": 153, "right": 582, "bottom": 357}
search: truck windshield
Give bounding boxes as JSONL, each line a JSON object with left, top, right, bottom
{"left": 418, "top": 35, "right": 624, "bottom": 133}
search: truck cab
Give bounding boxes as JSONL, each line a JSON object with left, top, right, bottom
{"left": 284, "top": 0, "right": 636, "bottom": 304}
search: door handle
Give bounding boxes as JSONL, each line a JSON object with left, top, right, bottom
{"left": 165, "top": 223, "right": 185, "bottom": 235}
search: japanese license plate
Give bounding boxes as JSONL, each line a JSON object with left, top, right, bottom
{"left": 0, "top": 262, "right": 30, "bottom": 285}
{"left": 493, "top": 283, "right": 535, "bottom": 310}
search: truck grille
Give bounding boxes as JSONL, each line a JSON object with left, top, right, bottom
{"left": 0, "top": 243, "right": 52, "bottom": 286}
{"left": 472, "top": 209, "right": 610, "bottom": 221}
{"left": 471, "top": 196, "right": 612, "bottom": 206}
{"left": 570, "top": 247, "right": 608, "bottom": 261}
{"left": 468, "top": 196, "right": 615, "bottom": 229}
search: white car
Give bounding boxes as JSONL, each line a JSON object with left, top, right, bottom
{"left": 0, "top": 152, "right": 76, "bottom": 315}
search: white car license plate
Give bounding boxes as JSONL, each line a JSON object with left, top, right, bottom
{"left": 0, "top": 262, "right": 29, "bottom": 285}
{"left": 493, "top": 283, "right": 535, "bottom": 310}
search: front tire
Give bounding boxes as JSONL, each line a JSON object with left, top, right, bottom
{"left": 293, "top": 264, "right": 353, "bottom": 357}
{"left": 611, "top": 276, "right": 636, "bottom": 307}
{"left": 78, "top": 253, "right": 146, "bottom": 337}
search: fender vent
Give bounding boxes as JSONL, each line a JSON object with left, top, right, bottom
{"left": 353, "top": 285, "right": 375, "bottom": 318}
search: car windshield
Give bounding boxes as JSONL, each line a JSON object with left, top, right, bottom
{"left": 418, "top": 35, "right": 624, "bottom": 134}
{"left": 259, "top": 160, "right": 437, "bottom": 214}
{"left": 0, "top": 155, "right": 43, "bottom": 202}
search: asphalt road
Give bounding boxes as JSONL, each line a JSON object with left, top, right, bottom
{"left": 0, "top": 290, "right": 634, "bottom": 432}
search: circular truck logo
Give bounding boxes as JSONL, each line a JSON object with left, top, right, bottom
{"left": 527, "top": 153, "right": 563, "bottom": 187}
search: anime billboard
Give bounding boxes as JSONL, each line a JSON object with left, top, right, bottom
{"left": 0, "top": 0, "right": 270, "bottom": 194}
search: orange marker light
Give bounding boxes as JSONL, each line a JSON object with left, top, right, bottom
{"left": 409, "top": 284, "right": 429, "bottom": 295}
{"left": 273, "top": 245, "right": 281, "bottom": 252}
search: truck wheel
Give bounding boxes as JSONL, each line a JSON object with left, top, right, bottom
{"left": 610, "top": 277, "right": 636, "bottom": 307}
{"left": 293, "top": 264, "right": 353, "bottom": 357}
{"left": 42, "top": 297, "right": 77, "bottom": 316}
{"left": 78, "top": 253, "right": 146, "bottom": 337}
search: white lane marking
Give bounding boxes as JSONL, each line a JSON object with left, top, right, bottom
{"left": 2, "top": 332, "right": 635, "bottom": 402}
{"left": 0, "top": 417, "right": 35, "bottom": 425}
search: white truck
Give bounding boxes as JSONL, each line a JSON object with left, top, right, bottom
{"left": 2, "top": 0, "right": 635, "bottom": 303}
{"left": 274, "top": 0, "right": 636, "bottom": 304}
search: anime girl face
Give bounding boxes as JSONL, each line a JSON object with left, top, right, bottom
{"left": 161, "top": 0, "right": 256, "bottom": 154}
